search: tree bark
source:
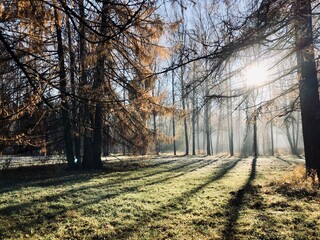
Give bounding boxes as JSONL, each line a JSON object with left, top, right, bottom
{"left": 216, "top": 103, "right": 222, "bottom": 154}
{"left": 192, "top": 64, "right": 196, "bottom": 155}
{"left": 205, "top": 96, "right": 211, "bottom": 155}
{"left": 152, "top": 89, "right": 159, "bottom": 155}
{"left": 270, "top": 120, "right": 274, "bottom": 156}
{"left": 181, "top": 67, "right": 189, "bottom": 155}
{"left": 227, "top": 71, "right": 234, "bottom": 156}
{"left": 253, "top": 112, "right": 258, "bottom": 159}
{"left": 91, "top": 0, "right": 109, "bottom": 169}
{"left": 295, "top": 0, "right": 320, "bottom": 178}
{"left": 172, "top": 70, "right": 177, "bottom": 155}
{"left": 54, "top": 5, "right": 75, "bottom": 169}
{"left": 196, "top": 103, "right": 200, "bottom": 154}
{"left": 66, "top": 16, "right": 81, "bottom": 168}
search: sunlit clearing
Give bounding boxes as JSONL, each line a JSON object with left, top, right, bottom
{"left": 245, "top": 63, "right": 269, "bottom": 87}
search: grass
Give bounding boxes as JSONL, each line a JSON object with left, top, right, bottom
{"left": 0, "top": 155, "right": 319, "bottom": 239}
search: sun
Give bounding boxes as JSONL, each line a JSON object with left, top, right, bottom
{"left": 245, "top": 63, "right": 269, "bottom": 87}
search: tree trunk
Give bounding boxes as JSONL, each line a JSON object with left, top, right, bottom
{"left": 91, "top": 0, "right": 109, "bottom": 169}
{"left": 192, "top": 64, "right": 196, "bottom": 155}
{"left": 152, "top": 89, "right": 159, "bottom": 155}
{"left": 192, "top": 102, "right": 196, "bottom": 155}
{"left": 241, "top": 99, "right": 252, "bottom": 157}
{"left": 66, "top": 16, "right": 81, "bottom": 168}
{"left": 172, "top": 70, "right": 177, "bottom": 155}
{"left": 196, "top": 104, "right": 200, "bottom": 154}
{"left": 270, "top": 120, "right": 274, "bottom": 156}
{"left": 227, "top": 76, "right": 234, "bottom": 156}
{"left": 92, "top": 102, "right": 103, "bottom": 168}
{"left": 294, "top": 112, "right": 300, "bottom": 155}
{"left": 285, "top": 121, "right": 296, "bottom": 155}
{"left": 228, "top": 110, "right": 234, "bottom": 156}
{"left": 216, "top": 103, "right": 222, "bottom": 154}
{"left": 102, "top": 126, "right": 110, "bottom": 157}
{"left": 77, "top": 0, "right": 91, "bottom": 168}
{"left": 78, "top": 0, "right": 103, "bottom": 169}
{"left": 54, "top": 6, "right": 75, "bottom": 169}
{"left": 181, "top": 67, "right": 189, "bottom": 155}
{"left": 295, "top": 0, "right": 320, "bottom": 178}
{"left": 253, "top": 112, "right": 258, "bottom": 158}
{"left": 205, "top": 82, "right": 211, "bottom": 156}
{"left": 284, "top": 115, "right": 300, "bottom": 156}
{"left": 182, "top": 99, "right": 189, "bottom": 155}
{"left": 205, "top": 102, "right": 211, "bottom": 155}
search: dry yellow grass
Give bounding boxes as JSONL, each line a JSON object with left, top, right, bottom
{"left": 269, "top": 165, "right": 319, "bottom": 197}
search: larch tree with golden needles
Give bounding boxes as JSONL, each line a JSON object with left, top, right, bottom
{"left": 0, "top": 0, "right": 53, "bottom": 154}
{"left": 0, "top": 0, "right": 168, "bottom": 169}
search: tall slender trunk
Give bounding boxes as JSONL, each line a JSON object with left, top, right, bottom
{"left": 172, "top": 70, "right": 176, "bottom": 155}
{"left": 66, "top": 17, "right": 81, "bottom": 167}
{"left": 192, "top": 100, "right": 196, "bottom": 155}
{"left": 241, "top": 98, "right": 252, "bottom": 156}
{"left": 77, "top": 0, "right": 92, "bottom": 169}
{"left": 153, "top": 111, "right": 159, "bottom": 155}
{"left": 216, "top": 103, "right": 222, "bottom": 154}
{"left": 205, "top": 103, "right": 211, "bottom": 155}
{"left": 179, "top": 4, "right": 188, "bottom": 155}
{"left": 295, "top": 0, "right": 320, "bottom": 178}
{"left": 285, "top": 121, "right": 296, "bottom": 155}
{"left": 181, "top": 67, "right": 189, "bottom": 155}
{"left": 294, "top": 112, "right": 300, "bottom": 154}
{"left": 196, "top": 104, "right": 200, "bottom": 154}
{"left": 102, "top": 126, "right": 110, "bottom": 156}
{"left": 204, "top": 47, "right": 211, "bottom": 156}
{"left": 285, "top": 115, "right": 299, "bottom": 156}
{"left": 270, "top": 120, "right": 274, "bottom": 156}
{"left": 92, "top": 101, "right": 103, "bottom": 168}
{"left": 152, "top": 89, "right": 159, "bottom": 155}
{"left": 192, "top": 64, "right": 196, "bottom": 155}
{"left": 122, "top": 87, "right": 126, "bottom": 155}
{"left": 91, "top": 0, "right": 109, "bottom": 169}
{"left": 205, "top": 82, "right": 211, "bottom": 155}
{"left": 253, "top": 113, "right": 258, "bottom": 158}
{"left": 78, "top": 0, "right": 101, "bottom": 169}
{"left": 228, "top": 109, "right": 234, "bottom": 156}
{"left": 54, "top": 5, "right": 75, "bottom": 169}
{"left": 182, "top": 98, "right": 189, "bottom": 155}
{"left": 227, "top": 71, "right": 234, "bottom": 156}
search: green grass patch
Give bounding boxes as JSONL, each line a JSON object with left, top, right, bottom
{"left": 0, "top": 155, "right": 318, "bottom": 239}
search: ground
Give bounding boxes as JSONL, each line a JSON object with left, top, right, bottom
{"left": 0, "top": 155, "right": 319, "bottom": 239}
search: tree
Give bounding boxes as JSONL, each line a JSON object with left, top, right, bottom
{"left": 219, "top": 0, "right": 320, "bottom": 176}
{"left": 174, "top": 0, "right": 320, "bottom": 177}
{"left": 0, "top": 0, "right": 52, "bottom": 154}
{"left": 293, "top": 0, "right": 320, "bottom": 178}
{"left": 282, "top": 112, "right": 300, "bottom": 156}
{"left": 53, "top": 1, "right": 75, "bottom": 169}
{"left": 0, "top": 0, "right": 167, "bottom": 169}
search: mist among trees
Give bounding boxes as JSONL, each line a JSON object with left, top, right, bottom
{"left": 1, "top": 0, "right": 320, "bottom": 239}
{"left": 1, "top": 0, "right": 319, "bottom": 176}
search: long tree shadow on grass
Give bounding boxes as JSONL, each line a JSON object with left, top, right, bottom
{"left": 1, "top": 157, "right": 210, "bottom": 203}
{"left": 0, "top": 157, "right": 224, "bottom": 238}
{"left": 222, "top": 157, "right": 257, "bottom": 240}
{"left": 0, "top": 157, "right": 187, "bottom": 194}
{"left": 1, "top": 155, "right": 220, "bottom": 195}
{"left": 0, "top": 158, "right": 208, "bottom": 212}
{"left": 105, "top": 158, "right": 242, "bottom": 239}
{"left": 276, "top": 156, "right": 294, "bottom": 166}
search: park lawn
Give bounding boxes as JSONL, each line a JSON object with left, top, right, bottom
{"left": 0, "top": 155, "right": 319, "bottom": 239}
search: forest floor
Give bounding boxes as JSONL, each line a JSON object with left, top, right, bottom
{"left": 0, "top": 154, "right": 319, "bottom": 239}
